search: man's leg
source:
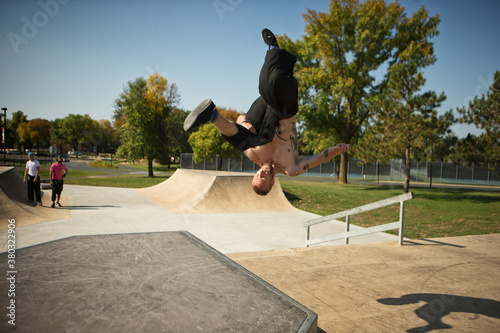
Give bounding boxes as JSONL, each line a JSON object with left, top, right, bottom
{"left": 27, "top": 176, "right": 34, "bottom": 202}
{"left": 56, "top": 181, "right": 64, "bottom": 206}
{"left": 211, "top": 113, "right": 238, "bottom": 137}
{"left": 34, "top": 179, "right": 41, "bottom": 203}
{"left": 258, "top": 35, "right": 298, "bottom": 118}
{"left": 184, "top": 98, "right": 259, "bottom": 151}
{"left": 51, "top": 181, "right": 57, "bottom": 203}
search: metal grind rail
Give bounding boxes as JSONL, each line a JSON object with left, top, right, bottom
{"left": 305, "top": 192, "right": 414, "bottom": 246}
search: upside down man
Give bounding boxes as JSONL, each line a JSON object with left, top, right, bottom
{"left": 184, "top": 29, "right": 350, "bottom": 195}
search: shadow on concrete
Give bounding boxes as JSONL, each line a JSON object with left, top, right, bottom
{"left": 378, "top": 293, "right": 500, "bottom": 333}
{"left": 404, "top": 239, "right": 466, "bottom": 248}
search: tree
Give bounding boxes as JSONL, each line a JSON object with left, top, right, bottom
{"left": 278, "top": 0, "right": 405, "bottom": 183}
{"left": 7, "top": 110, "right": 28, "bottom": 149}
{"left": 451, "top": 134, "right": 485, "bottom": 167}
{"left": 80, "top": 119, "right": 119, "bottom": 155}
{"left": 188, "top": 108, "right": 241, "bottom": 170}
{"left": 114, "top": 73, "right": 180, "bottom": 176}
{"left": 17, "top": 118, "right": 52, "bottom": 151}
{"left": 456, "top": 70, "right": 499, "bottom": 165}
{"left": 364, "top": 5, "right": 445, "bottom": 193}
{"left": 165, "top": 108, "right": 192, "bottom": 167}
{"left": 55, "top": 114, "right": 95, "bottom": 156}
{"left": 278, "top": 0, "right": 443, "bottom": 185}
{"left": 50, "top": 118, "right": 65, "bottom": 154}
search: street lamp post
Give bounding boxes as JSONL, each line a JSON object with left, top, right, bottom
{"left": 1, "top": 107, "right": 6, "bottom": 164}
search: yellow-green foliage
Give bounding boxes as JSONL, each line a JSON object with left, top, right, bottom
{"left": 188, "top": 108, "right": 241, "bottom": 163}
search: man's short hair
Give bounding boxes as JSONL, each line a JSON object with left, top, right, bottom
{"left": 253, "top": 184, "right": 272, "bottom": 196}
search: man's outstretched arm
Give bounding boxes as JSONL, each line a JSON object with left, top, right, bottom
{"left": 288, "top": 143, "right": 351, "bottom": 176}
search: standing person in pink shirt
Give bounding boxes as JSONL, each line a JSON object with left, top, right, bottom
{"left": 49, "top": 155, "right": 68, "bottom": 208}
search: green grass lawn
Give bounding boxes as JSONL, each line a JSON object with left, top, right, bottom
{"left": 63, "top": 174, "right": 169, "bottom": 188}
{"left": 117, "top": 162, "right": 180, "bottom": 173}
{"left": 280, "top": 179, "right": 500, "bottom": 239}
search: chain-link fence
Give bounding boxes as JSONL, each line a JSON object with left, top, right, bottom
{"left": 180, "top": 153, "right": 500, "bottom": 186}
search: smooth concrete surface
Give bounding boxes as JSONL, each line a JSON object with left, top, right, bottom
{"left": 0, "top": 231, "right": 317, "bottom": 333}
{"left": 0, "top": 166, "right": 70, "bottom": 229}
{"left": 0, "top": 183, "right": 399, "bottom": 254}
{"left": 229, "top": 234, "right": 500, "bottom": 333}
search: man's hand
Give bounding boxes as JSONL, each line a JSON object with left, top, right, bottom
{"left": 334, "top": 143, "right": 351, "bottom": 154}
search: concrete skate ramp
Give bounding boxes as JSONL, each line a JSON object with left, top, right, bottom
{"left": 0, "top": 231, "right": 318, "bottom": 333}
{"left": 0, "top": 166, "right": 69, "bottom": 229}
{"left": 136, "top": 169, "right": 298, "bottom": 214}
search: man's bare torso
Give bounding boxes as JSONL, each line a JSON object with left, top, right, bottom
{"left": 244, "top": 116, "right": 300, "bottom": 175}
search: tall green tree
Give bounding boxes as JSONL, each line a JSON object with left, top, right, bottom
{"left": 114, "top": 73, "right": 180, "bottom": 176}
{"left": 188, "top": 108, "right": 241, "bottom": 170}
{"left": 165, "top": 108, "right": 192, "bottom": 167}
{"left": 278, "top": 0, "right": 405, "bottom": 183}
{"left": 361, "top": 5, "right": 445, "bottom": 193}
{"left": 450, "top": 134, "right": 485, "bottom": 167}
{"left": 50, "top": 118, "right": 65, "bottom": 154}
{"left": 54, "top": 114, "right": 95, "bottom": 156}
{"left": 278, "top": 0, "right": 443, "bottom": 184}
{"left": 456, "top": 70, "right": 499, "bottom": 165}
{"left": 6, "top": 110, "right": 28, "bottom": 150}
{"left": 82, "top": 119, "right": 119, "bottom": 155}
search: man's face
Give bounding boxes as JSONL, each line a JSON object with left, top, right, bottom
{"left": 28, "top": 154, "right": 34, "bottom": 161}
{"left": 252, "top": 163, "right": 275, "bottom": 195}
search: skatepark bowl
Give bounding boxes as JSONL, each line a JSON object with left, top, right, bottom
{"left": 1, "top": 167, "right": 499, "bottom": 332}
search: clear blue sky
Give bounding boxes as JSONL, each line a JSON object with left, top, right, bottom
{"left": 1, "top": 0, "right": 498, "bottom": 138}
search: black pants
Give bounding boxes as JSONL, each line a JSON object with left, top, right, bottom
{"left": 257, "top": 48, "right": 298, "bottom": 117}
{"left": 27, "top": 175, "right": 41, "bottom": 203}
{"left": 223, "top": 48, "right": 298, "bottom": 151}
{"left": 51, "top": 179, "right": 64, "bottom": 202}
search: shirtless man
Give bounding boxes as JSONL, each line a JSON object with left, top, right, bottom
{"left": 184, "top": 29, "right": 350, "bottom": 195}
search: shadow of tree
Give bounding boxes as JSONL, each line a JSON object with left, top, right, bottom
{"left": 378, "top": 293, "right": 500, "bottom": 332}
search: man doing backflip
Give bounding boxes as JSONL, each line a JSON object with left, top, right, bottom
{"left": 184, "top": 29, "right": 350, "bottom": 195}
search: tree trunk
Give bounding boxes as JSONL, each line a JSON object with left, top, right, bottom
{"left": 404, "top": 147, "right": 411, "bottom": 193}
{"left": 339, "top": 153, "right": 348, "bottom": 184}
{"left": 429, "top": 143, "right": 433, "bottom": 188}
{"left": 148, "top": 158, "right": 154, "bottom": 177}
{"left": 217, "top": 156, "right": 223, "bottom": 171}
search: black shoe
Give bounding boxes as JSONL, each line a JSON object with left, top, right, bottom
{"left": 56, "top": 202, "right": 62, "bottom": 207}
{"left": 51, "top": 202, "right": 55, "bottom": 208}
{"left": 261, "top": 28, "right": 279, "bottom": 49}
{"left": 183, "top": 98, "right": 216, "bottom": 131}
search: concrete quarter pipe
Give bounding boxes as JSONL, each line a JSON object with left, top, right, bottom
{"left": 136, "top": 169, "right": 298, "bottom": 214}
{"left": 0, "top": 166, "right": 69, "bottom": 229}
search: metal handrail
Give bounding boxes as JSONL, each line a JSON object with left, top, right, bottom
{"left": 305, "top": 192, "right": 414, "bottom": 246}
